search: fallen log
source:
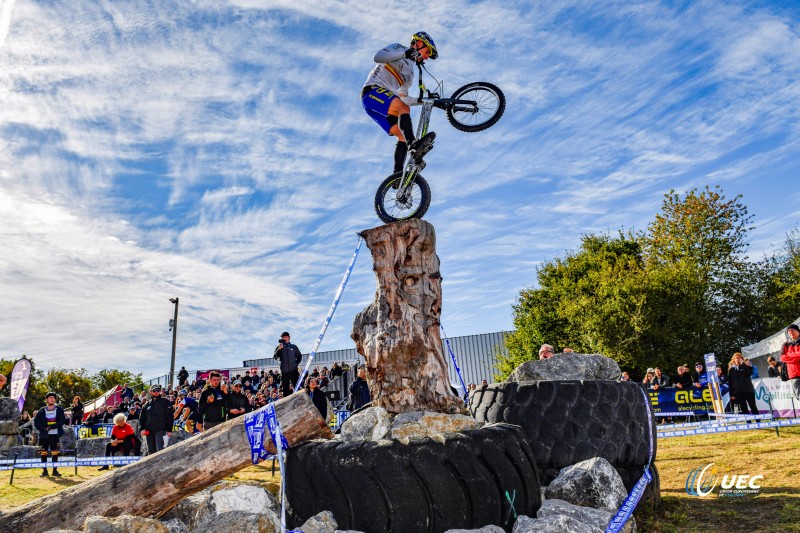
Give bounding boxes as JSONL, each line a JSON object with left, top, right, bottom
{"left": 0, "top": 391, "right": 332, "bottom": 533}
{"left": 352, "top": 219, "right": 464, "bottom": 415}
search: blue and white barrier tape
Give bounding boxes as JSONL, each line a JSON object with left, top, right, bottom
{"left": 708, "top": 412, "right": 774, "bottom": 419}
{"left": 657, "top": 414, "right": 775, "bottom": 431}
{"left": 659, "top": 416, "right": 800, "bottom": 438}
{"left": 296, "top": 236, "right": 363, "bottom": 393}
{"left": 605, "top": 387, "right": 654, "bottom": 533}
{"left": 440, "top": 324, "right": 468, "bottom": 402}
{"left": 653, "top": 411, "right": 704, "bottom": 417}
{"left": 0, "top": 455, "right": 141, "bottom": 471}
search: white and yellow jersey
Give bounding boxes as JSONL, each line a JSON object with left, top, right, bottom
{"left": 363, "top": 43, "right": 420, "bottom": 106}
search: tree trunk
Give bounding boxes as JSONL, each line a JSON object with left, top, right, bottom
{"left": 0, "top": 392, "right": 332, "bottom": 533}
{"left": 352, "top": 219, "right": 464, "bottom": 415}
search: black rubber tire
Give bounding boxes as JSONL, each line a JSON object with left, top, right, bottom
{"left": 468, "top": 381, "right": 656, "bottom": 469}
{"left": 374, "top": 171, "right": 431, "bottom": 223}
{"left": 446, "top": 82, "right": 506, "bottom": 132}
{"left": 285, "top": 423, "right": 542, "bottom": 533}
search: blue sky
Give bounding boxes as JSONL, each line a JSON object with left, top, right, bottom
{"left": 1, "top": 0, "right": 799, "bottom": 379}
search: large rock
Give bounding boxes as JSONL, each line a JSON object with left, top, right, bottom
{"left": 198, "top": 511, "right": 278, "bottom": 533}
{"left": 300, "top": 511, "right": 338, "bottom": 533}
{"left": 77, "top": 437, "right": 111, "bottom": 458}
{"left": 537, "top": 499, "right": 635, "bottom": 533}
{"left": 164, "top": 481, "right": 280, "bottom": 531}
{"left": 8, "top": 445, "right": 39, "bottom": 459}
{"left": 84, "top": 514, "right": 168, "bottom": 533}
{"left": 340, "top": 407, "right": 391, "bottom": 442}
{"left": 60, "top": 426, "right": 77, "bottom": 452}
{"left": 390, "top": 411, "right": 483, "bottom": 439}
{"left": 508, "top": 353, "right": 622, "bottom": 382}
{"left": 513, "top": 514, "right": 595, "bottom": 533}
{"left": 0, "top": 398, "right": 20, "bottom": 421}
{"left": 544, "top": 458, "right": 627, "bottom": 513}
{"left": 0, "top": 420, "right": 19, "bottom": 434}
{"left": 159, "top": 518, "right": 190, "bottom": 533}
{"left": 0, "top": 434, "right": 22, "bottom": 457}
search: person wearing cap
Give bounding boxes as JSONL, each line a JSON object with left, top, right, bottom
{"left": 274, "top": 331, "right": 303, "bottom": 397}
{"left": 225, "top": 380, "right": 251, "bottom": 419}
{"left": 692, "top": 362, "right": 709, "bottom": 390}
{"left": 139, "top": 385, "right": 173, "bottom": 455}
{"left": 174, "top": 388, "right": 199, "bottom": 425}
{"left": 33, "top": 392, "right": 67, "bottom": 477}
{"left": 780, "top": 324, "right": 800, "bottom": 398}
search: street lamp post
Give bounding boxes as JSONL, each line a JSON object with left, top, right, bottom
{"left": 168, "top": 297, "right": 179, "bottom": 389}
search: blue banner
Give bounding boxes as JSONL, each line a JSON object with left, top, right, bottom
{"left": 647, "top": 385, "right": 729, "bottom": 415}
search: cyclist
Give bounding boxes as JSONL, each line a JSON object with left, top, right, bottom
{"left": 362, "top": 32, "right": 438, "bottom": 174}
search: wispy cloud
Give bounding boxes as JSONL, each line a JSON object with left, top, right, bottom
{"left": 1, "top": 1, "right": 799, "bottom": 376}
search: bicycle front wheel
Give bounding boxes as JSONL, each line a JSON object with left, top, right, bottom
{"left": 446, "top": 82, "right": 506, "bottom": 132}
{"left": 374, "top": 171, "right": 431, "bottom": 223}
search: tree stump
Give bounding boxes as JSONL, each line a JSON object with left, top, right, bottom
{"left": 0, "top": 392, "right": 331, "bottom": 533}
{"left": 352, "top": 219, "right": 464, "bottom": 415}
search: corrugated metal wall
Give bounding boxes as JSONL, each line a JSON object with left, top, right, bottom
{"left": 145, "top": 330, "right": 510, "bottom": 387}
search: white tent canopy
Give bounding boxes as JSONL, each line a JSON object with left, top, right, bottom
{"left": 741, "top": 317, "right": 800, "bottom": 359}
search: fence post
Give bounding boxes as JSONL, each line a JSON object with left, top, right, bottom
{"left": 9, "top": 452, "right": 19, "bottom": 486}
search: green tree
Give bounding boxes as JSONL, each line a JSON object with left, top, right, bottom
{"left": 92, "top": 368, "right": 145, "bottom": 393}
{"left": 42, "top": 368, "right": 97, "bottom": 406}
{"left": 758, "top": 227, "right": 800, "bottom": 332}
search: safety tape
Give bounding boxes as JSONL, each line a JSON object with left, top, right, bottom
{"left": 658, "top": 416, "right": 800, "bottom": 438}
{"left": 708, "top": 412, "right": 774, "bottom": 419}
{"left": 441, "top": 324, "right": 468, "bottom": 402}
{"left": 0, "top": 456, "right": 141, "bottom": 471}
{"left": 658, "top": 414, "right": 775, "bottom": 431}
{"left": 295, "top": 236, "right": 363, "bottom": 393}
{"left": 653, "top": 411, "right": 705, "bottom": 417}
{"left": 605, "top": 387, "right": 655, "bottom": 533}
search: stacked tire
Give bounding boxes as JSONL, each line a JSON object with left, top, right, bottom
{"left": 285, "top": 423, "right": 542, "bottom": 533}
{"left": 468, "top": 381, "right": 658, "bottom": 507}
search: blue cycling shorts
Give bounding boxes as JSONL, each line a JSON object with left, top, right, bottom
{"left": 361, "top": 85, "right": 398, "bottom": 135}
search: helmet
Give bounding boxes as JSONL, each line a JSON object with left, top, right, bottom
{"left": 411, "top": 32, "right": 438, "bottom": 60}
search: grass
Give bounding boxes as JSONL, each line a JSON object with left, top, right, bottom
{"left": 635, "top": 426, "right": 800, "bottom": 533}
{"left": 2, "top": 428, "right": 799, "bottom": 532}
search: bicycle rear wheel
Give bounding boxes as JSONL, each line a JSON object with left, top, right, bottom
{"left": 374, "top": 171, "right": 431, "bottom": 223}
{"left": 446, "top": 82, "right": 506, "bottom": 132}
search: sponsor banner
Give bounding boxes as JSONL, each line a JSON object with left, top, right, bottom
{"left": 9, "top": 357, "right": 32, "bottom": 413}
{"left": 752, "top": 377, "right": 800, "bottom": 417}
{"left": 74, "top": 423, "right": 115, "bottom": 439}
{"left": 648, "top": 384, "right": 730, "bottom": 415}
{"left": 195, "top": 369, "right": 230, "bottom": 382}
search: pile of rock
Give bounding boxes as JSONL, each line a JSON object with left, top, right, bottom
{"left": 507, "top": 352, "right": 623, "bottom": 382}
{"left": 0, "top": 398, "right": 22, "bottom": 457}
{"left": 339, "top": 407, "right": 483, "bottom": 441}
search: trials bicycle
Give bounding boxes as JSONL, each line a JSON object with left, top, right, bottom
{"left": 374, "top": 80, "right": 506, "bottom": 223}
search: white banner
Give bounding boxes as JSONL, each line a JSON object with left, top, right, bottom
{"left": 753, "top": 377, "right": 800, "bottom": 417}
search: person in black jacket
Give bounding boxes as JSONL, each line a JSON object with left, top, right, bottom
{"left": 224, "top": 380, "right": 251, "bottom": 419}
{"left": 199, "top": 371, "right": 228, "bottom": 430}
{"left": 177, "top": 366, "right": 190, "bottom": 386}
{"left": 348, "top": 367, "right": 371, "bottom": 411}
{"left": 139, "top": 385, "right": 173, "bottom": 455}
{"left": 33, "top": 392, "right": 67, "bottom": 477}
{"left": 306, "top": 378, "right": 328, "bottom": 420}
{"left": 728, "top": 352, "right": 759, "bottom": 415}
{"left": 70, "top": 396, "right": 84, "bottom": 426}
{"left": 274, "top": 332, "right": 303, "bottom": 397}
{"left": 674, "top": 365, "right": 693, "bottom": 389}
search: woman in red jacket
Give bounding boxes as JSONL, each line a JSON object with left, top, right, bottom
{"left": 780, "top": 324, "right": 800, "bottom": 398}
{"left": 98, "top": 413, "right": 136, "bottom": 470}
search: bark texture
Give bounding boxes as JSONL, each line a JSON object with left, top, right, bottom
{"left": 352, "top": 219, "right": 464, "bottom": 414}
{"left": 0, "top": 392, "right": 331, "bottom": 533}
